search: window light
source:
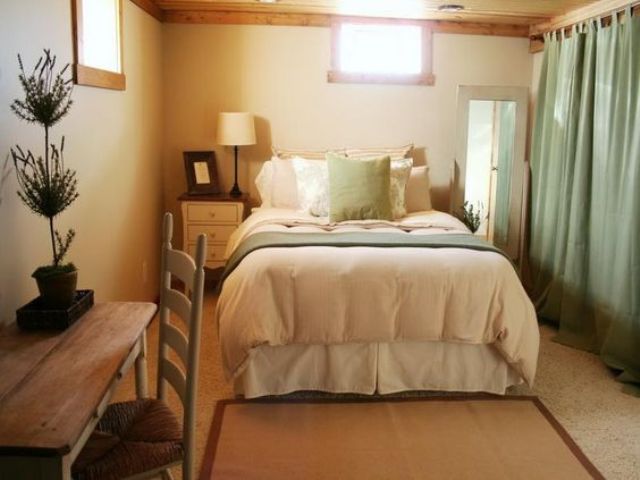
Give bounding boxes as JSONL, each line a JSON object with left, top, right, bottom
{"left": 338, "top": 23, "right": 422, "bottom": 75}
{"left": 81, "top": 0, "right": 121, "bottom": 73}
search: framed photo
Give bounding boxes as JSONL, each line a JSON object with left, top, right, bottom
{"left": 183, "top": 151, "right": 220, "bottom": 195}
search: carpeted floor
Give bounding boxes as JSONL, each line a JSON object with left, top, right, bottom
{"left": 112, "top": 288, "right": 640, "bottom": 480}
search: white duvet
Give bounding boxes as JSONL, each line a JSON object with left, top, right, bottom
{"left": 216, "top": 208, "right": 540, "bottom": 386}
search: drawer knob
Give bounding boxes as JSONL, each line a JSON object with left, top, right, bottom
{"left": 209, "top": 211, "right": 216, "bottom": 217}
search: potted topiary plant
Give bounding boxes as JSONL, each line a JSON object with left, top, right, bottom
{"left": 10, "top": 50, "right": 79, "bottom": 308}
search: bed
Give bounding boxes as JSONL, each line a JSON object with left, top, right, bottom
{"left": 215, "top": 207, "right": 539, "bottom": 398}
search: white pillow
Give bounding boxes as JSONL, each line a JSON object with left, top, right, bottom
{"left": 291, "top": 157, "right": 329, "bottom": 216}
{"left": 389, "top": 157, "right": 413, "bottom": 219}
{"left": 254, "top": 160, "right": 273, "bottom": 207}
{"left": 405, "top": 166, "right": 433, "bottom": 212}
{"left": 292, "top": 156, "right": 412, "bottom": 219}
{"left": 346, "top": 144, "right": 414, "bottom": 161}
{"left": 272, "top": 146, "right": 346, "bottom": 160}
{"left": 270, "top": 157, "right": 299, "bottom": 209}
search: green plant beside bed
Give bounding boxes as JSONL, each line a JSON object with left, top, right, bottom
{"left": 10, "top": 50, "right": 79, "bottom": 308}
{"left": 458, "top": 201, "right": 483, "bottom": 233}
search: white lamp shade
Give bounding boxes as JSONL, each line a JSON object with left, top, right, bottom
{"left": 216, "top": 112, "right": 256, "bottom": 146}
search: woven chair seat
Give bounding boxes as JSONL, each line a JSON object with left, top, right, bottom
{"left": 73, "top": 399, "right": 184, "bottom": 480}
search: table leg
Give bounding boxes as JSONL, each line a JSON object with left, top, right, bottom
{"left": 135, "top": 330, "right": 148, "bottom": 399}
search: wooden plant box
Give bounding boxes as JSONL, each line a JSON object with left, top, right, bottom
{"left": 16, "top": 289, "right": 95, "bottom": 331}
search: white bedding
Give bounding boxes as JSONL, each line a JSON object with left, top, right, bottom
{"left": 225, "top": 208, "right": 472, "bottom": 258}
{"left": 236, "top": 342, "right": 524, "bottom": 398}
{"left": 217, "top": 208, "right": 540, "bottom": 388}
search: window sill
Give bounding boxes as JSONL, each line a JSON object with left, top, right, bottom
{"left": 74, "top": 64, "right": 126, "bottom": 91}
{"left": 327, "top": 71, "right": 435, "bottom": 86}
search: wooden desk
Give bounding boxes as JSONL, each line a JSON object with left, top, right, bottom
{"left": 0, "top": 302, "right": 157, "bottom": 480}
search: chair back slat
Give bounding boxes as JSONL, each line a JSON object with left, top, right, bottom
{"left": 157, "top": 212, "right": 206, "bottom": 480}
{"left": 158, "top": 213, "right": 207, "bottom": 480}
{"left": 161, "top": 357, "right": 187, "bottom": 404}
{"left": 164, "top": 322, "right": 189, "bottom": 367}
{"left": 165, "top": 249, "right": 196, "bottom": 291}
{"left": 163, "top": 288, "right": 192, "bottom": 327}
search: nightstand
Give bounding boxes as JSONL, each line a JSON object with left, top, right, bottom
{"left": 178, "top": 193, "right": 248, "bottom": 270}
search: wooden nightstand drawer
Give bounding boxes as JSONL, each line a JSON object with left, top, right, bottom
{"left": 186, "top": 203, "right": 240, "bottom": 224}
{"left": 188, "top": 243, "right": 226, "bottom": 263}
{"left": 179, "top": 193, "right": 248, "bottom": 269}
{"left": 187, "top": 225, "right": 236, "bottom": 243}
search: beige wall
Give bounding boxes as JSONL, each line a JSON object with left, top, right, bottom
{"left": 0, "top": 0, "right": 164, "bottom": 325}
{"left": 163, "top": 24, "right": 533, "bottom": 246}
{"left": 0, "top": 12, "right": 536, "bottom": 323}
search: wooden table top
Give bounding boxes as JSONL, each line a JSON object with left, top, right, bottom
{"left": 0, "top": 302, "right": 157, "bottom": 455}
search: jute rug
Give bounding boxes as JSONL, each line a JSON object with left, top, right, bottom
{"left": 200, "top": 396, "right": 602, "bottom": 480}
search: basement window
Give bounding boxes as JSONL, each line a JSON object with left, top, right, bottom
{"left": 72, "top": 0, "right": 126, "bottom": 90}
{"left": 328, "top": 21, "right": 435, "bottom": 85}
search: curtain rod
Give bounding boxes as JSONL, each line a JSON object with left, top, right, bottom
{"left": 531, "top": 1, "right": 640, "bottom": 40}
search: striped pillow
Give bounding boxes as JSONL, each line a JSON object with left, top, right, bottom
{"left": 346, "top": 143, "right": 414, "bottom": 160}
{"left": 272, "top": 146, "right": 346, "bottom": 160}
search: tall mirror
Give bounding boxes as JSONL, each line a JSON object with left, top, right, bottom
{"left": 452, "top": 86, "right": 528, "bottom": 264}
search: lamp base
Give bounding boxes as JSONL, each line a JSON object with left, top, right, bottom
{"left": 229, "top": 183, "right": 242, "bottom": 197}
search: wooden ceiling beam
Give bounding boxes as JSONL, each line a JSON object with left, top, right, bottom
{"left": 162, "top": 4, "right": 549, "bottom": 26}
{"left": 154, "top": 0, "right": 591, "bottom": 19}
{"left": 163, "top": 10, "right": 530, "bottom": 37}
{"left": 158, "top": 2, "right": 547, "bottom": 24}
{"left": 130, "top": 0, "right": 165, "bottom": 21}
{"left": 431, "top": 20, "right": 528, "bottom": 37}
{"left": 164, "top": 10, "right": 332, "bottom": 26}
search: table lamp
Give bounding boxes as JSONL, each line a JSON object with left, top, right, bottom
{"left": 216, "top": 112, "right": 256, "bottom": 197}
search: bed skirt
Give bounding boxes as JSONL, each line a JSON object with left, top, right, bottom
{"left": 234, "top": 341, "right": 523, "bottom": 398}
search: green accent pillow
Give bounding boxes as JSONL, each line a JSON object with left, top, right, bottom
{"left": 327, "top": 153, "right": 393, "bottom": 222}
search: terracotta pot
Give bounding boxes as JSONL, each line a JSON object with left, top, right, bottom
{"left": 35, "top": 270, "right": 78, "bottom": 308}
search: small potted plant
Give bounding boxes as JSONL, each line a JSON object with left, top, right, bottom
{"left": 11, "top": 50, "right": 79, "bottom": 308}
{"left": 458, "top": 201, "right": 483, "bottom": 234}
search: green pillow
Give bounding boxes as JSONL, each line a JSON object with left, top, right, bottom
{"left": 327, "top": 153, "right": 393, "bottom": 222}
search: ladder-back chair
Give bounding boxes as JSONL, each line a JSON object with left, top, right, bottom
{"left": 73, "top": 213, "right": 206, "bottom": 480}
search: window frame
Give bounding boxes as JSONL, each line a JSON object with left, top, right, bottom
{"left": 327, "top": 18, "right": 435, "bottom": 86}
{"left": 71, "top": 0, "right": 126, "bottom": 90}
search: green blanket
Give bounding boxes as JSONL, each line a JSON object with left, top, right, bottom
{"left": 219, "top": 231, "right": 513, "bottom": 288}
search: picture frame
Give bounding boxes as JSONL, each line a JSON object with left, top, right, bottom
{"left": 183, "top": 151, "right": 220, "bottom": 195}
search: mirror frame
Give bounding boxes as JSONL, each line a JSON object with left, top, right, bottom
{"left": 452, "top": 85, "right": 529, "bottom": 263}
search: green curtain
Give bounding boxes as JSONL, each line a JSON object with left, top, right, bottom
{"left": 530, "top": 8, "right": 640, "bottom": 385}
{"left": 494, "top": 101, "right": 516, "bottom": 246}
